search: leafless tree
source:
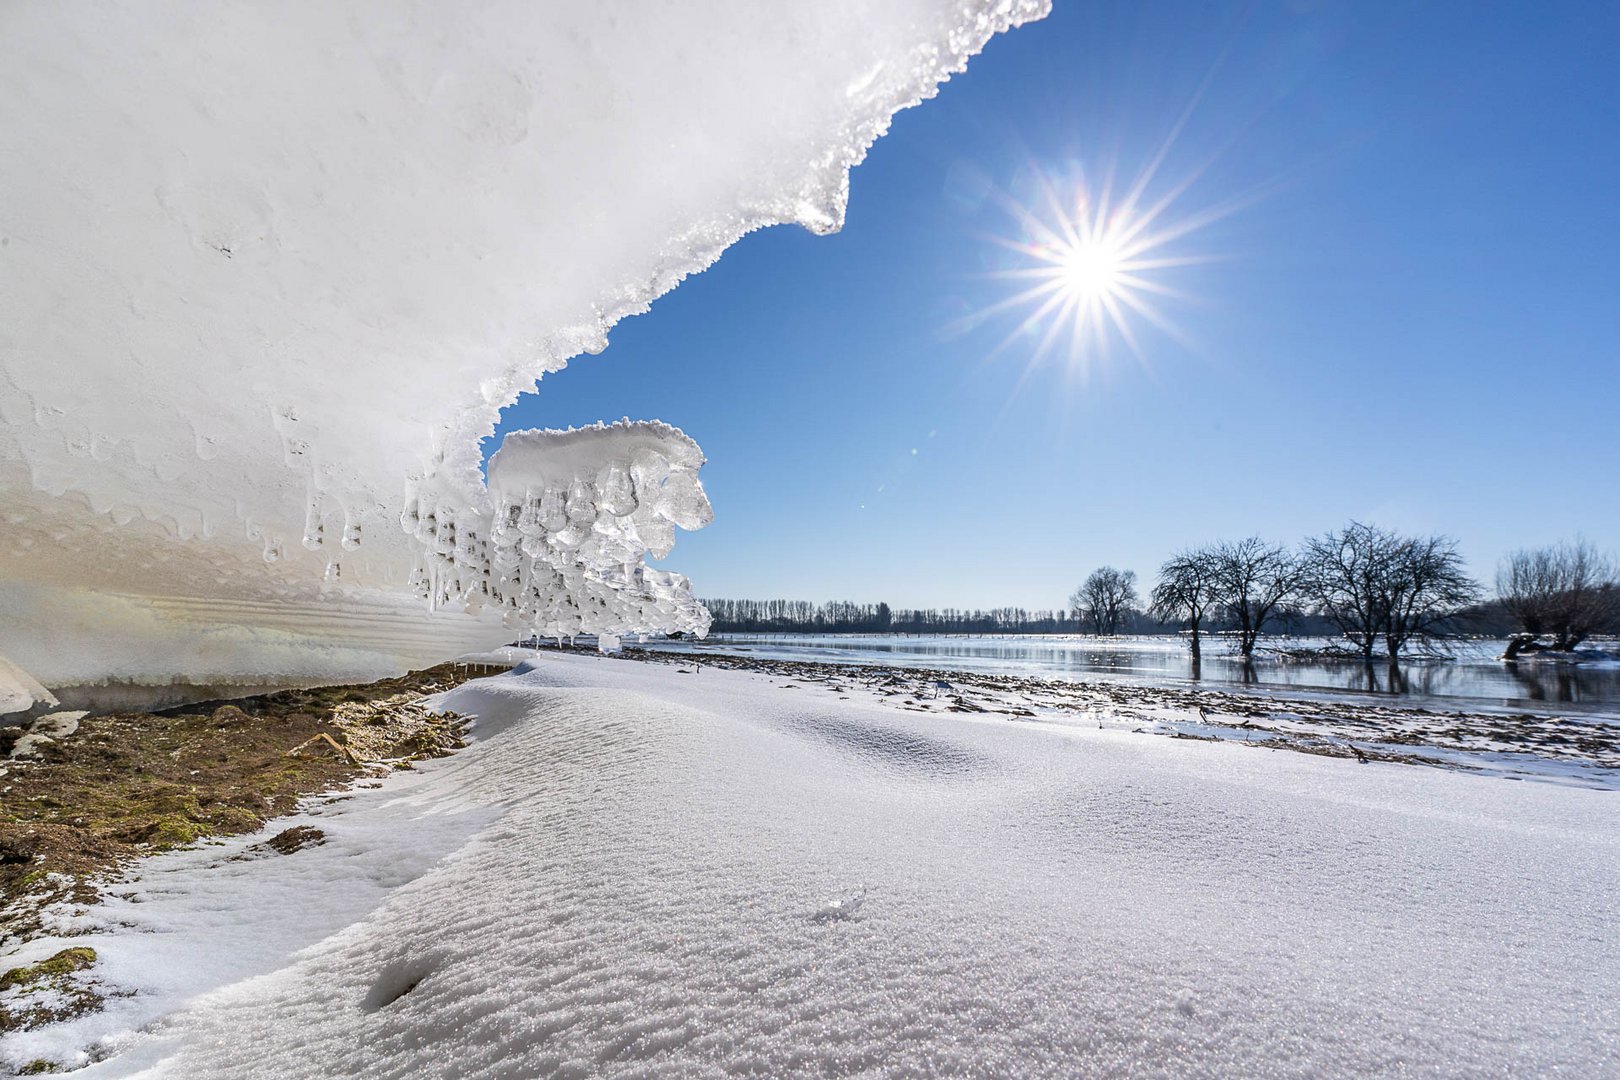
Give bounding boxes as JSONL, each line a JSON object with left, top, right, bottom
{"left": 1497, "top": 539, "right": 1620, "bottom": 655}
{"left": 1299, "top": 523, "right": 1392, "bottom": 661}
{"left": 1381, "top": 533, "right": 1481, "bottom": 661}
{"left": 1150, "top": 547, "right": 1219, "bottom": 664}
{"left": 1289, "top": 521, "right": 1393, "bottom": 663}
{"left": 1071, "top": 567, "right": 1139, "bottom": 636}
{"left": 1207, "top": 538, "right": 1297, "bottom": 659}
{"left": 1301, "top": 523, "right": 1480, "bottom": 664}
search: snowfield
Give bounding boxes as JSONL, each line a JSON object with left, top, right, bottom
{"left": 6, "top": 655, "right": 1617, "bottom": 1077}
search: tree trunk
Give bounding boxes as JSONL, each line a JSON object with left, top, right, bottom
{"left": 1503, "top": 634, "right": 1536, "bottom": 660}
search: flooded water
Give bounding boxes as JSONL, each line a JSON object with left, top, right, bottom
{"left": 641, "top": 634, "right": 1620, "bottom": 716}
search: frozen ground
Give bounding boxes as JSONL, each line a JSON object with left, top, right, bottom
{"left": 645, "top": 633, "right": 1620, "bottom": 714}
{"left": 617, "top": 649, "right": 1620, "bottom": 788}
{"left": 4, "top": 653, "right": 1617, "bottom": 1077}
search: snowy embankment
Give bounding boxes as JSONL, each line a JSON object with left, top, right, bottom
{"left": 6, "top": 656, "right": 1617, "bottom": 1077}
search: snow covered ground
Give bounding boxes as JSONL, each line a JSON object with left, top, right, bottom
{"left": 5, "top": 654, "right": 1617, "bottom": 1077}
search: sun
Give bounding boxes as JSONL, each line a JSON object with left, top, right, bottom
{"left": 992, "top": 175, "right": 1199, "bottom": 373}
{"left": 1057, "top": 235, "right": 1125, "bottom": 301}
{"left": 955, "top": 154, "right": 1243, "bottom": 380}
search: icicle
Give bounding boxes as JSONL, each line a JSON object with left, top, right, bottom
{"left": 597, "top": 462, "right": 636, "bottom": 516}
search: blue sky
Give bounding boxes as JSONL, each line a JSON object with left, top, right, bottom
{"left": 491, "top": 1, "right": 1620, "bottom": 611}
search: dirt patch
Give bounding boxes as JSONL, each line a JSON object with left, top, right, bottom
{"left": 0, "top": 660, "right": 503, "bottom": 1030}
{"left": 257, "top": 825, "right": 327, "bottom": 856}
{"left": 0, "top": 947, "right": 97, "bottom": 993}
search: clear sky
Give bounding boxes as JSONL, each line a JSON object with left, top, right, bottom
{"left": 490, "top": 0, "right": 1620, "bottom": 612}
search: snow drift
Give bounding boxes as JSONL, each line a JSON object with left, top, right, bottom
{"left": 5, "top": 656, "right": 1615, "bottom": 1076}
{"left": 0, "top": 0, "right": 1047, "bottom": 705}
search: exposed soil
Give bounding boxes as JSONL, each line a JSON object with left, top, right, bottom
{"left": 0, "top": 661, "right": 504, "bottom": 1042}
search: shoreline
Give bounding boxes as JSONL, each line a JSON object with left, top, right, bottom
{"left": 600, "top": 644, "right": 1620, "bottom": 785}
{"left": 643, "top": 634, "right": 1620, "bottom": 719}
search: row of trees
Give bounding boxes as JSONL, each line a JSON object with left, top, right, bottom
{"left": 1116, "top": 529, "right": 1616, "bottom": 667}
{"left": 702, "top": 534, "right": 1617, "bottom": 664}
{"left": 700, "top": 598, "right": 1076, "bottom": 635}
{"left": 1135, "top": 525, "right": 1478, "bottom": 667}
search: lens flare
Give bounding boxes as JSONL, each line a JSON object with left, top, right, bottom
{"left": 956, "top": 149, "right": 1245, "bottom": 381}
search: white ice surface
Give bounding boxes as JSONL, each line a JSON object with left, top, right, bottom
{"left": 0, "top": 0, "right": 1044, "bottom": 697}
{"left": 0, "top": 655, "right": 56, "bottom": 717}
{"left": 6, "top": 656, "right": 1616, "bottom": 1077}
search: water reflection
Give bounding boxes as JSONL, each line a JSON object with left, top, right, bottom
{"left": 657, "top": 635, "right": 1620, "bottom": 714}
{"left": 1506, "top": 661, "right": 1579, "bottom": 703}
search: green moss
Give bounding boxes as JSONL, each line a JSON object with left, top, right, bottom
{"left": 20, "top": 1059, "right": 60, "bottom": 1074}
{"left": 209, "top": 806, "right": 262, "bottom": 832}
{"left": 147, "top": 814, "right": 209, "bottom": 850}
{"left": 0, "top": 947, "right": 97, "bottom": 992}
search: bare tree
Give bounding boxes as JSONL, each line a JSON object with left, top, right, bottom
{"left": 1071, "top": 567, "right": 1139, "bottom": 636}
{"left": 1300, "top": 523, "right": 1480, "bottom": 664}
{"left": 1381, "top": 533, "right": 1481, "bottom": 661}
{"left": 1207, "top": 538, "right": 1297, "bottom": 659}
{"left": 1150, "top": 547, "right": 1219, "bottom": 664}
{"left": 1298, "top": 523, "right": 1393, "bottom": 662}
{"left": 1497, "top": 539, "right": 1620, "bottom": 656}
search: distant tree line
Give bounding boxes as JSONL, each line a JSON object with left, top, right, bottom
{"left": 704, "top": 531, "right": 1619, "bottom": 667}
{"left": 700, "top": 598, "right": 1077, "bottom": 635}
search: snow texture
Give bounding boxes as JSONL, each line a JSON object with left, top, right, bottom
{"left": 6, "top": 656, "right": 1616, "bottom": 1077}
{"left": 0, "top": 0, "right": 1046, "bottom": 700}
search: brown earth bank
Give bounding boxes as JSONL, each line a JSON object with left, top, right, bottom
{"left": 0, "top": 661, "right": 503, "bottom": 1042}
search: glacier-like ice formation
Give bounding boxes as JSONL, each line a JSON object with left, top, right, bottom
{"left": 0, "top": 0, "right": 1047, "bottom": 707}
{"left": 427, "top": 420, "right": 714, "bottom": 642}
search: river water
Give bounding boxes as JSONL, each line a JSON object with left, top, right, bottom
{"left": 640, "top": 633, "right": 1620, "bottom": 715}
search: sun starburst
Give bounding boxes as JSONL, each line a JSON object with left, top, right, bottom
{"left": 958, "top": 150, "right": 1242, "bottom": 382}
